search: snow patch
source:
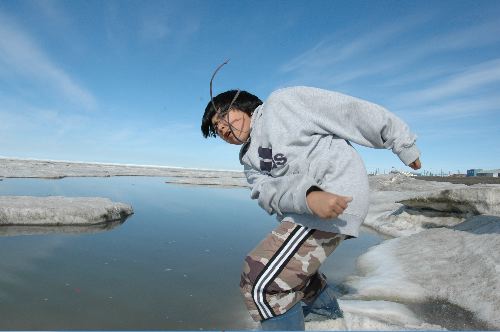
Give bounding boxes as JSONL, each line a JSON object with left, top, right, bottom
{"left": 306, "top": 300, "right": 443, "bottom": 330}
{"left": 345, "top": 228, "right": 500, "bottom": 329}
{"left": 0, "top": 196, "right": 133, "bottom": 227}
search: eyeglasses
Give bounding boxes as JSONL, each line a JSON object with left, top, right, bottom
{"left": 212, "top": 113, "right": 228, "bottom": 136}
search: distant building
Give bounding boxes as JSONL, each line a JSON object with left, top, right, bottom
{"left": 450, "top": 173, "right": 466, "bottom": 178}
{"left": 467, "top": 169, "right": 483, "bottom": 177}
{"left": 476, "top": 169, "right": 500, "bottom": 177}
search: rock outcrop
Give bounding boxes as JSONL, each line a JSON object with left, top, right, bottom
{"left": 398, "top": 186, "right": 500, "bottom": 217}
{"left": 0, "top": 196, "right": 133, "bottom": 226}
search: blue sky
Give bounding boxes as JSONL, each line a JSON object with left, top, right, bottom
{"left": 0, "top": 0, "right": 499, "bottom": 174}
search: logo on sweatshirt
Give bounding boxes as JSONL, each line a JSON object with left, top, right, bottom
{"left": 258, "top": 147, "right": 287, "bottom": 172}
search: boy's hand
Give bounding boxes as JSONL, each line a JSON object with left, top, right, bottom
{"left": 409, "top": 158, "right": 421, "bottom": 170}
{"left": 306, "top": 188, "right": 353, "bottom": 219}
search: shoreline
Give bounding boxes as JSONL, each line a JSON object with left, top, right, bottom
{"left": 0, "top": 156, "right": 241, "bottom": 172}
{"left": 0, "top": 157, "right": 245, "bottom": 184}
{"left": 414, "top": 175, "right": 500, "bottom": 185}
{"left": 4, "top": 157, "right": 500, "bottom": 187}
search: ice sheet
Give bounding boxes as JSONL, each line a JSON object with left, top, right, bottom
{"left": 306, "top": 300, "right": 444, "bottom": 330}
{"left": 0, "top": 157, "right": 245, "bottom": 182}
{"left": 0, "top": 196, "right": 133, "bottom": 228}
{"left": 345, "top": 228, "right": 500, "bottom": 329}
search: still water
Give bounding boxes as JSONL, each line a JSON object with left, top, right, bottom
{"left": 0, "top": 177, "right": 383, "bottom": 330}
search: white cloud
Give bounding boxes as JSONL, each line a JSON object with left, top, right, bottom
{"left": 397, "top": 58, "right": 500, "bottom": 106}
{"left": 279, "top": 14, "right": 430, "bottom": 74}
{"left": 0, "top": 95, "right": 88, "bottom": 141}
{"left": 403, "top": 95, "right": 500, "bottom": 122}
{"left": 429, "top": 20, "right": 500, "bottom": 52}
{"left": 0, "top": 11, "right": 97, "bottom": 110}
{"left": 278, "top": 14, "right": 500, "bottom": 88}
{"left": 379, "top": 65, "right": 459, "bottom": 88}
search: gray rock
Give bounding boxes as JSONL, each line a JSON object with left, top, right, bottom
{"left": 0, "top": 196, "right": 133, "bottom": 226}
{"left": 398, "top": 186, "right": 500, "bottom": 217}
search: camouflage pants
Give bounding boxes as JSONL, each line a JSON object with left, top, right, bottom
{"left": 240, "top": 221, "right": 344, "bottom": 322}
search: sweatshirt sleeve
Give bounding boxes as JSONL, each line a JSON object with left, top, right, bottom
{"left": 244, "top": 165, "right": 317, "bottom": 216}
{"left": 271, "top": 87, "right": 420, "bottom": 166}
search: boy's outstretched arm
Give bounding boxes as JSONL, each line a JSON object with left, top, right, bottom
{"left": 268, "top": 87, "right": 421, "bottom": 167}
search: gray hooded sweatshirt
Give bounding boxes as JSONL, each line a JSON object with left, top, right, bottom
{"left": 239, "top": 86, "right": 420, "bottom": 238}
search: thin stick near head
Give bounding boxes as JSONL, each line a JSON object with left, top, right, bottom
{"left": 209, "top": 60, "right": 247, "bottom": 143}
{"left": 210, "top": 59, "right": 240, "bottom": 118}
{"left": 210, "top": 59, "right": 229, "bottom": 113}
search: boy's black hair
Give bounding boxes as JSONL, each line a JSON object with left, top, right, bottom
{"left": 201, "top": 90, "right": 263, "bottom": 138}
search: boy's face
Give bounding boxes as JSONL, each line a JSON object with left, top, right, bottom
{"left": 211, "top": 109, "right": 251, "bottom": 145}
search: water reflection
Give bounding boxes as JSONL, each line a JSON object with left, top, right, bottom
{"left": 0, "top": 177, "right": 384, "bottom": 330}
{"left": 0, "top": 218, "right": 129, "bottom": 237}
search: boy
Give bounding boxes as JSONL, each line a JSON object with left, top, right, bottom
{"left": 201, "top": 86, "right": 421, "bottom": 330}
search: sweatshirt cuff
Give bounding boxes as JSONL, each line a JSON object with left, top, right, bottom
{"left": 298, "top": 178, "right": 321, "bottom": 215}
{"left": 398, "top": 144, "right": 420, "bottom": 166}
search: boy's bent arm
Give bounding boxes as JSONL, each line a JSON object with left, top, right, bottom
{"left": 244, "top": 165, "right": 317, "bottom": 216}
